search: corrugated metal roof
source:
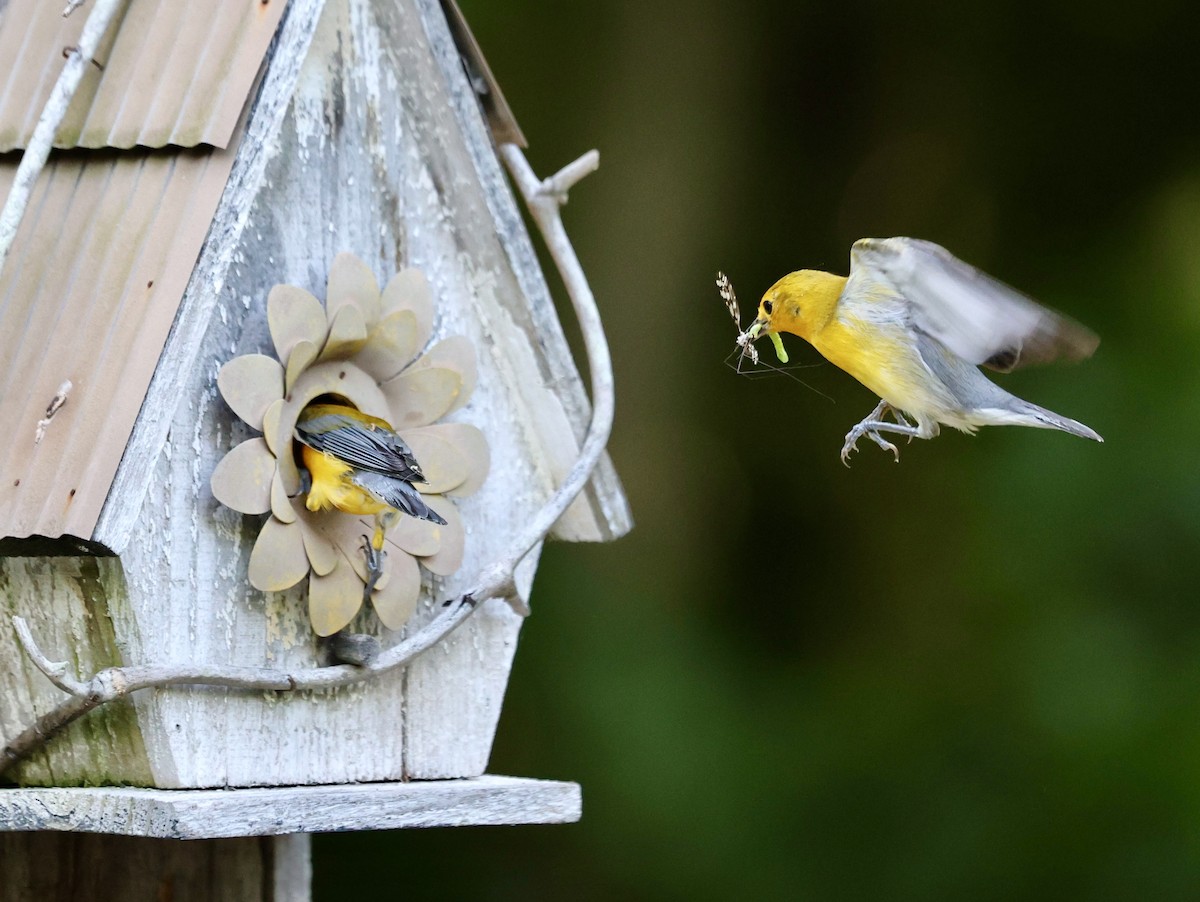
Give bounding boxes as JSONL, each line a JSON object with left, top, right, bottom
{"left": 0, "top": 0, "right": 287, "bottom": 151}
{"left": 0, "top": 143, "right": 239, "bottom": 540}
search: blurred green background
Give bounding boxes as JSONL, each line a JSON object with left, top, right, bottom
{"left": 316, "top": 0, "right": 1200, "bottom": 898}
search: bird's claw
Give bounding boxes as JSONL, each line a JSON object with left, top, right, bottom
{"left": 870, "top": 432, "right": 901, "bottom": 461}
{"left": 841, "top": 424, "right": 902, "bottom": 465}
{"left": 840, "top": 435, "right": 861, "bottom": 466}
{"left": 841, "top": 401, "right": 915, "bottom": 464}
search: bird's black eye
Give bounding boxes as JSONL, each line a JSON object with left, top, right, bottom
{"left": 763, "top": 299, "right": 774, "bottom": 314}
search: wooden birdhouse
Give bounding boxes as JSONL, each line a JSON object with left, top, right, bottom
{"left": 0, "top": 0, "right": 629, "bottom": 895}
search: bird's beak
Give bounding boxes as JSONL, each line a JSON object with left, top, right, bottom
{"left": 746, "top": 317, "right": 789, "bottom": 364}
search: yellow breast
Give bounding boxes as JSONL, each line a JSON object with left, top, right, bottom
{"left": 300, "top": 445, "right": 387, "bottom": 516}
{"left": 811, "top": 317, "right": 947, "bottom": 415}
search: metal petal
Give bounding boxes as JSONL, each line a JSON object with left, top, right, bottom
{"left": 356, "top": 310, "right": 419, "bottom": 382}
{"left": 417, "top": 496, "right": 464, "bottom": 576}
{"left": 381, "top": 269, "right": 433, "bottom": 354}
{"left": 370, "top": 550, "right": 421, "bottom": 630}
{"left": 317, "top": 303, "right": 369, "bottom": 363}
{"left": 270, "top": 469, "right": 297, "bottom": 523}
{"left": 308, "top": 560, "right": 364, "bottom": 637}
{"left": 210, "top": 438, "right": 274, "bottom": 514}
{"left": 261, "top": 398, "right": 285, "bottom": 457}
{"left": 381, "top": 367, "right": 462, "bottom": 430}
{"left": 268, "top": 284, "right": 328, "bottom": 363}
{"left": 327, "top": 252, "right": 381, "bottom": 327}
{"left": 390, "top": 511, "right": 441, "bottom": 557}
{"left": 372, "top": 566, "right": 391, "bottom": 591}
{"left": 216, "top": 354, "right": 284, "bottom": 431}
{"left": 432, "top": 423, "right": 490, "bottom": 498}
{"left": 399, "top": 429, "right": 469, "bottom": 494}
{"left": 298, "top": 505, "right": 373, "bottom": 583}
{"left": 248, "top": 516, "right": 310, "bottom": 592}
{"left": 411, "top": 335, "right": 477, "bottom": 413}
{"left": 285, "top": 339, "right": 320, "bottom": 393}
{"left": 299, "top": 516, "right": 339, "bottom": 576}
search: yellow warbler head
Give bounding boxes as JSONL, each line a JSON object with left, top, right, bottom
{"left": 753, "top": 270, "right": 847, "bottom": 346}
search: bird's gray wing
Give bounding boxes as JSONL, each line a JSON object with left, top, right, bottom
{"left": 295, "top": 413, "right": 425, "bottom": 481}
{"left": 849, "top": 237, "right": 1099, "bottom": 372}
{"left": 351, "top": 472, "right": 447, "bottom": 524}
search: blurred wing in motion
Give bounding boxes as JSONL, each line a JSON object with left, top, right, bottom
{"left": 850, "top": 237, "right": 1099, "bottom": 372}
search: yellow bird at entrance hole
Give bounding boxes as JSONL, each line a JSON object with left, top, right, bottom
{"left": 744, "top": 237, "right": 1101, "bottom": 464}
{"left": 295, "top": 403, "right": 446, "bottom": 590}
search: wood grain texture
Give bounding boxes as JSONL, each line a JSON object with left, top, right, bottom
{"left": 0, "top": 833, "right": 310, "bottom": 902}
{"left": 0, "top": 776, "right": 581, "bottom": 837}
{"left": 0, "top": 558, "right": 154, "bottom": 786}
{"left": 93, "top": 0, "right": 329, "bottom": 552}
{"left": 414, "top": 0, "right": 632, "bottom": 543}
{"left": 3, "top": 0, "right": 624, "bottom": 788}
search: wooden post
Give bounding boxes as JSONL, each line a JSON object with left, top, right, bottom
{"left": 0, "top": 835, "right": 310, "bottom": 902}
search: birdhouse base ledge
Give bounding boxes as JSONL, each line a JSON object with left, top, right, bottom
{"left": 0, "top": 775, "right": 580, "bottom": 839}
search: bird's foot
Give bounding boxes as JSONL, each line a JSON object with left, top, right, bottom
{"left": 886, "top": 406, "right": 914, "bottom": 431}
{"left": 360, "top": 534, "right": 386, "bottom": 599}
{"left": 882, "top": 405, "right": 916, "bottom": 442}
{"left": 840, "top": 402, "right": 922, "bottom": 466}
{"left": 867, "top": 430, "right": 902, "bottom": 461}
{"left": 841, "top": 424, "right": 901, "bottom": 465}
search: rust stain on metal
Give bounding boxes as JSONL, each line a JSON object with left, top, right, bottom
{"left": 0, "top": 0, "right": 288, "bottom": 151}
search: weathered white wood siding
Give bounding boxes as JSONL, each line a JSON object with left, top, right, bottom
{"left": 2, "top": 0, "right": 628, "bottom": 787}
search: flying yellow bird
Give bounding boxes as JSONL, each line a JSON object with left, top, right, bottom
{"left": 295, "top": 403, "right": 446, "bottom": 591}
{"left": 743, "top": 238, "right": 1101, "bottom": 463}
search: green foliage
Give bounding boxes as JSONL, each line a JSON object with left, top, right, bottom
{"left": 316, "top": 0, "right": 1200, "bottom": 897}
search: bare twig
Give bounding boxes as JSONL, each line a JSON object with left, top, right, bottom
{"left": 0, "top": 0, "right": 121, "bottom": 277}
{"left": 1, "top": 147, "right": 614, "bottom": 775}
{"left": 13, "top": 617, "right": 85, "bottom": 695}
{"left": 499, "top": 145, "right": 613, "bottom": 552}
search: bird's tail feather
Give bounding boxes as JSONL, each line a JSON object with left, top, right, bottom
{"left": 388, "top": 482, "right": 448, "bottom": 524}
{"left": 1013, "top": 400, "right": 1103, "bottom": 442}
{"left": 353, "top": 471, "right": 448, "bottom": 524}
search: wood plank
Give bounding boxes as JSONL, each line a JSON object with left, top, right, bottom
{"left": 0, "top": 776, "right": 581, "bottom": 839}
{"left": 0, "top": 833, "right": 310, "bottom": 902}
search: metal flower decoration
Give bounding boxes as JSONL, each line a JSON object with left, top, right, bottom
{"left": 210, "top": 253, "right": 488, "bottom": 636}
